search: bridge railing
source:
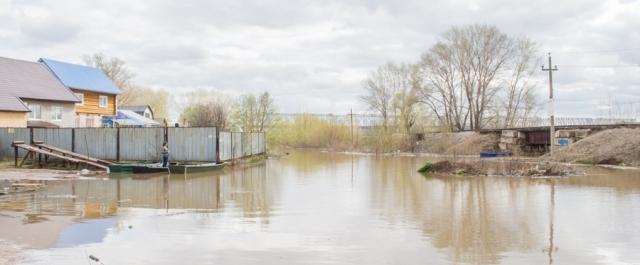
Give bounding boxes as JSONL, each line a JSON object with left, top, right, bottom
{"left": 483, "top": 117, "right": 638, "bottom": 129}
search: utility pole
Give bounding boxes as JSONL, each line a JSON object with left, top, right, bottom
{"left": 542, "top": 53, "right": 558, "bottom": 153}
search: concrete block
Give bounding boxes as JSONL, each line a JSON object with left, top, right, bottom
{"left": 574, "top": 129, "right": 590, "bottom": 138}
{"left": 501, "top": 130, "right": 518, "bottom": 138}
{"left": 555, "top": 130, "right": 573, "bottom": 138}
{"left": 500, "top": 137, "right": 522, "bottom": 144}
{"left": 499, "top": 143, "right": 509, "bottom": 150}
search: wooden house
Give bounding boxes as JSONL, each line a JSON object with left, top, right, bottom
{"left": 39, "top": 58, "right": 121, "bottom": 127}
{"left": 0, "top": 56, "right": 79, "bottom": 128}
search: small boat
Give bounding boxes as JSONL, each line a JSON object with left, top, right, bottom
{"left": 169, "top": 162, "right": 224, "bottom": 174}
{"left": 109, "top": 163, "right": 168, "bottom": 174}
{"left": 479, "top": 151, "right": 512, "bottom": 158}
{"left": 109, "top": 162, "right": 224, "bottom": 174}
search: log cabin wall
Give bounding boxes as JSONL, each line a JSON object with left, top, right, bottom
{"left": 72, "top": 89, "right": 117, "bottom": 116}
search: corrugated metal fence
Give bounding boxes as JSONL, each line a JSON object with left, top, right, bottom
{"left": 168, "top": 127, "right": 217, "bottom": 162}
{"left": 0, "top": 128, "right": 30, "bottom": 157}
{"left": 0, "top": 127, "right": 266, "bottom": 162}
{"left": 120, "top": 127, "right": 164, "bottom": 161}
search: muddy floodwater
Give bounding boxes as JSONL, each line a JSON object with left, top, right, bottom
{"left": 1, "top": 150, "right": 640, "bottom": 265}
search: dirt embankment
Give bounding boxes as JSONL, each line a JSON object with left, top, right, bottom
{"left": 416, "top": 132, "right": 499, "bottom": 155}
{"left": 545, "top": 128, "right": 640, "bottom": 166}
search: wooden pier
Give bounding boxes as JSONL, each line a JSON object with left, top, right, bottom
{"left": 11, "top": 141, "right": 112, "bottom": 172}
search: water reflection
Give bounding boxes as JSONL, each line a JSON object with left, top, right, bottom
{"left": 0, "top": 163, "right": 272, "bottom": 248}
{"left": 0, "top": 151, "right": 639, "bottom": 265}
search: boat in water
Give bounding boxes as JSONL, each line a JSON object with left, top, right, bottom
{"left": 109, "top": 162, "right": 224, "bottom": 174}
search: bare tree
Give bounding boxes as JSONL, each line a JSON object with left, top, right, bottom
{"left": 501, "top": 38, "right": 538, "bottom": 127}
{"left": 417, "top": 42, "right": 469, "bottom": 131}
{"left": 393, "top": 64, "right": 420, "bottom": 134}
{"left": 256, "top": 92, "right": 277, "bottom": 132}
{"left": 125, "top": 86, "right": 170, "bottom": 119}
{"left": 361, "top": 63, "right": 410, "bottom": 131}
{"left": 450, "top": 25, "right": 512, "bottom": 130}
{"left": 233, "top": 92, "right": 278, "bottom": 132}
{"left": 415, "top": 24, "right": 537, "bottom": 131}
{"left": 82, "top": 53, "right": 135, "bottom": 105}
{"left": 182, "top": 103, "right": 229, "bottom": 129}
{"left": 179, "top": 89, "right": 232, "bottom": 129}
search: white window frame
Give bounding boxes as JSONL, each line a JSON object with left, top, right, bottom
{"left": 51, "top": 106, "right": 63, "bottom": 121}
{"left": 75, "top": 93, "right": 84, "bottom": 106}
{"left": 99, "top": 95, "right": 108, "bottom": 108}
{"left": 27, "top": 104, "right": 42, "bottom": 120}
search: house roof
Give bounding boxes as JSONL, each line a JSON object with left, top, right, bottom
{"left": 27, "top": 120, "right": 60, "bottom": 128}
{"left": 39, "top": 58, "right": 122, "bottom": 95}
{"left": 0, "top": 94, "right": 29, "bottom": 112}
{"left": 113, "top": 109, "right": 160, "bottom": 127}
{"left": 120, "top": 105, "right": 153, "bottom": 116}
{"left": 0, "top": 56, "right": 80, "bottom": 103}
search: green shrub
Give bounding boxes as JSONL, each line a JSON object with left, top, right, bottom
{"left": 417, "top": 162, "right": 433, "bottom": 173}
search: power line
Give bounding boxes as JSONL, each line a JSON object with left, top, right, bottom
{"left": 552, "top": 48, "right": 640, "bottom": 55}
{"left": 558, "top": 64, "right": 640, "bottom": 68}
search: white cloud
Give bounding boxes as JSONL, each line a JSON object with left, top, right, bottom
{"left": 0, "top": 0, "right": 638, "bottom": 117}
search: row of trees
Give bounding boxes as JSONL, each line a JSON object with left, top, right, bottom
{"left": 82, "top": 54, "right": 170, "bottom": 119}
{"left": 180, "top": 90, "right": 277, "bottom": 132}
{"left": 82, "top": 53, "right": 278, "bottom": 132}
{"left": 361, "top": 24, "right": 539, "bottom": 132}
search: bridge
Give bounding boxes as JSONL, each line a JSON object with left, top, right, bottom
{"left": 478, "top": 118, "right": 640, "bottom": 155}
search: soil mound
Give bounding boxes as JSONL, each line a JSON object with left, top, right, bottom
{"left": 545, "top": 128, "right": 640, "bottom": 166}
{"left": 419, "top": 160, "right": 577, "bottom": 177}
{"left": 416, "top": 132, "right": 475, "bottom": 154}
{"left": 445, "top": 133, "right": 499, "bottom": 155}
{"left": 418, "top": 160, "right": 482, "bottom": 176}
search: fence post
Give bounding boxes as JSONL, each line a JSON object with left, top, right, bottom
{"left": 71, "top": 128, "right": 75, "bottom": 152}
{"left": 215, "top": 127, "right": 220, "bottom": 163}
{"left": 116, "top": 127, "right": 120, "bottom": 162}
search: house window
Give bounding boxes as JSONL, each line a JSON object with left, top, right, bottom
{"left": 144, "top": 112, "right": 151, "bottom": 119}
{"left": 75, "top": 93, "right": 84, "bottom": 106}
{"left": 51, "top": 106, "right": 63, "bottom": 121}
{"left": 99, "top": 96, "right": 108, "bottom": 108}
{"left": 27, "top": 104, "right": 41, "bottom": 120}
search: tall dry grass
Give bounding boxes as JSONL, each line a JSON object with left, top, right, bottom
{"left": 267, "top": 114, "right": 418, "bottom": 153}
{"left": 267, "top": 114, "right": 355, "bottom": 150}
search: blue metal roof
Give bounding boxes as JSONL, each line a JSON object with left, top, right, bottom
{"left": 39, "top": 58, "right": 122, "bottom": 95}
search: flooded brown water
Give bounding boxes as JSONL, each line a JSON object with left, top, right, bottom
{"left": 1, "top": 150, "right": 640, "bottom": 265}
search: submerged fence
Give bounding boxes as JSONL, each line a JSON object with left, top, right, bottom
{"left": 0, "top": 127, "right": 266, "bottom": 162}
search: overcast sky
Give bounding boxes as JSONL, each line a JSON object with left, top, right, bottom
{"left": 0, "top": 0, "right": 638, "bottom": 117}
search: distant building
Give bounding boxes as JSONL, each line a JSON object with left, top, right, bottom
{"left": 0, "top": 56, "right": 80, "bottom": 128}
{"left": 120, "top": 105, "right": 154, "bottom": 120}
{"left": 39, "top": 58, "right": 121, "bottom": 127}
{"left": 0, "top": 94, "right": 29, "bottom": 127}
{"left": 103, "top": 109, "right": 161, "bottom": 127}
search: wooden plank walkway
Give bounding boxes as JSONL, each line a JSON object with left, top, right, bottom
{"left": 11, "top": 141, "right": 110, "bottom": 172}
{"left": 33, "top": 142, "right": 113, "bottom": 166}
